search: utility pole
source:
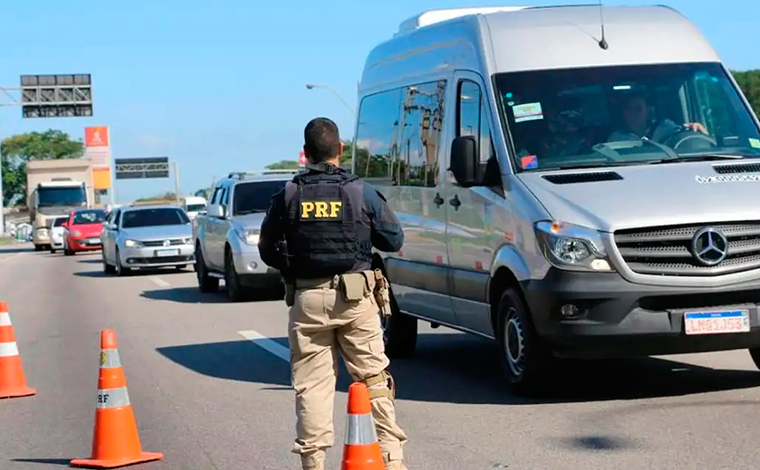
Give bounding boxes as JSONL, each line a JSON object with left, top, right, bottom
{"left": 174, "top": 161, "right": 181, "bottom": 205}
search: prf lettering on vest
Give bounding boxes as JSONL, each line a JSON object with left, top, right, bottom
{"left": 301, "top": 201, "right": 342, "bottom": 220}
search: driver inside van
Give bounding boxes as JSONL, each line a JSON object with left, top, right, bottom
{"left": 608, "top": 90, "right": 708, "bottom": 143}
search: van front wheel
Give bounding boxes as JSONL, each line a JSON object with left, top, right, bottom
{"left": 381, "top": 287, "right": 417, "bottom": 358}
{"left": 749, "top": 348, "right": 760, "bottom": 370}
{"left": 496, "top": 288, "right": 551, "bottom": 396}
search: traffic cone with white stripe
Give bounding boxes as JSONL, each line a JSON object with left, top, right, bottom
{"left": 71, "top": 329, "right": 163, "bottom": 468}
{"left": 0, "top": 301, "right": 35, "bottom": 399}
{"left": 340, "top": 382, "right": 385, "bottom": 470}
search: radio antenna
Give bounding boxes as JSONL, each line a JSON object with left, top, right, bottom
{"left": 598, "top": 0, "right": 609, "bottom": 49}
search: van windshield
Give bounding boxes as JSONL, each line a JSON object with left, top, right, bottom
{"left": 495, "top": 62, "right": 760, "bottom": 172}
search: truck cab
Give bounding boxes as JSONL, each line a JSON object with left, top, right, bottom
{"left": 29, "top": 180, "right": 88, "bottom": 251}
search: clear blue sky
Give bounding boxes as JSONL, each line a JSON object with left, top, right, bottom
{"left": 0, "top": 0, "right": 757, "bottom": 202}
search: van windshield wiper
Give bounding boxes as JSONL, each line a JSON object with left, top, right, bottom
{"left": 555, "top": 161, "right": 638, "bottom": 170}
{"left": 648, "top": 154, "right": 746, "bottom": 165}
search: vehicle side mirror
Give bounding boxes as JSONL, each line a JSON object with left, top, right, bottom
{"left": 107, "top": 223, "right": 118, "bottom": 231}
{"left": 450, "top": 136, "right": 479, "bottom": 187}
{"left": 208, "top": 204, "right": 225, "bottom": 218}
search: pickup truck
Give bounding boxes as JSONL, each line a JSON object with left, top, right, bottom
{"left": 193, "top": 170, "right": 298, "bottom": 301}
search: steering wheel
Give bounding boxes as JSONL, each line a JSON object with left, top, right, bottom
{"left": 661, "top": 126, "right": 717, "bottom": 152}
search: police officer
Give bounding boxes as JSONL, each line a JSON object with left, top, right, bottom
{"left": 258, "top": 117, "right": 408, "bottom": 470}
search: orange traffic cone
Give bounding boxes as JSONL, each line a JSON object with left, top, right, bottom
{"left": 70, "top": 329, "right": 163, "bottom": 468}
{"left": 0, "top": 301, "right": 36, "bottom": 399}
{"left": 340, "top": 382, "right": 384, "bottom": 470}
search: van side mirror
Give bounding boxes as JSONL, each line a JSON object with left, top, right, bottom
{"left": 450, "top": 136, "right": 479, "bottom": 187}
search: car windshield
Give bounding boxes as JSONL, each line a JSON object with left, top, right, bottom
{"left": 121, "top": 208, "right": 190, "bottom": 228}
{"left": 233, "top": 180, "right": 287, "bottom": 215}
{"left": 53, "top": 217, "right": 68, "bottom": 227}
{"left": 186, "top": 204, "right": 206, "bottom": 212}
{"left": 495, "top": 62, "right": 760, "bottom": 172}
{"left": 73, "top": 210, "right": 106, "bottom": 225}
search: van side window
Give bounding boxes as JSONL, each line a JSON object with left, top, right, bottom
{"left": 354, "top": 80, "right": 446, "bottom": 188}
{"left": 458, "top": 80, "right": 495, "bottom": 180}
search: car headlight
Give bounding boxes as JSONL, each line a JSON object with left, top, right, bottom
{"left": 182, "top": 237, "right": 193, "bottom": 245}
{"left": 37, "top": 228, "right": 49, "bottom": 236}
{"left": 237, "top": 228, "right": 260, "bottom": 245}
{"left": 124, "top": 239, "right": 143, "bottom": 248}
{"left": 72, "top": 230, "right": 82, "bottom": 237}
{"left": 535, "top": 221, "right": 614, "bottom": 272}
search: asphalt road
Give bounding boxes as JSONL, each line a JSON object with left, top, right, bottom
{"left": 1, "top": 244, "right": 760, "bottom": 470}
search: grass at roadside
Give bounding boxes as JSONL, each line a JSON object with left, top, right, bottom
{"left": 0, "top": 236, "right": 17, "bottom": 246}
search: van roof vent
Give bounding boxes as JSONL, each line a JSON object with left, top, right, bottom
{"left": 712, "top": 163, "right": 760, "bottom": 174}
{"left": 397, "top": 7, "right": 531, "bottom": 34}
{"left": 542, "top": 172, "right": 623, "bottom": 184}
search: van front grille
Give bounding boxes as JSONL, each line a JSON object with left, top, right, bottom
{"left": 614, "top": 222, "right": 760, "bottom": 276}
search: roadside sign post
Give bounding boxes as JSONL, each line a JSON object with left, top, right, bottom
{"left": 0, "top": 74, "right": 93, "bottom": 236}
{"left": 114, "top": 157, "right": 180, "bottom": 204}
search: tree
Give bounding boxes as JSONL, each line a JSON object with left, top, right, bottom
{"left": 266, "top": 160, "right": 299, "bottom": 170}
{"left": 734, "top": 70, "right": 760, "bottom": 117}
{"left": 1, "top": 130, "right": 84, "bottom": 206}
{"left": 135, "top": 192, "right": 177, "bottom": 203}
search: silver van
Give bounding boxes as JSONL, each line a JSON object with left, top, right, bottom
{"left": 352, "top": 5, "right": 760, "bottom": 394}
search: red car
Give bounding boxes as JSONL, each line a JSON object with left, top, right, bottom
{"left": 62, "top": 208, "right": 107, "bottom": 256}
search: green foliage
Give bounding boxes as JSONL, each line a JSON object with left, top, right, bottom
{"left": 266, "top": 160, "right": 300, "bottom": 170}
{"left": 1, "top": 130, "right": 84, "bottom": 206}
{"left": 734, "top": 70, "right": 760, "bottom": 117}
{"left": 135, "top": 192, "right": 177, "bottom": 203}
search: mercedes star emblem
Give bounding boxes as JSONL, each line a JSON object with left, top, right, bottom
{"left": 691, "top": 227, "right": 728, "bottom": 266}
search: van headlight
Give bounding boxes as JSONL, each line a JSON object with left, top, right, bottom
{"left": 236, "top": 228, "right": 260, "bottom": 246}
{"left": 535, "top": 221, "right": 614, "bottom": 272}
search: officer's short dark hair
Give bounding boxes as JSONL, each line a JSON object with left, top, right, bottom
{"left": 304, "top": 117, "right": 341, "bottom": 163}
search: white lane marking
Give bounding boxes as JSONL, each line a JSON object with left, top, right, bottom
{"left": 149, "top": 276, "right": 171, "bottom": 288}
{"left": 238, "top": 330, "right": 290, "bottom": 362}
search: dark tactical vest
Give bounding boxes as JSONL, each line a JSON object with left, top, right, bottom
{"left": 283, "top": 166, "right": 372, "bottom": 279}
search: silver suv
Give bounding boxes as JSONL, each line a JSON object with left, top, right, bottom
{"left": 193, "top": 170, "right": 298, "bottom": 301}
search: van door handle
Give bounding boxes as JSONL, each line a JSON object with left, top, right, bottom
{"left": 449, "top": 195, "right": 461, "bottom": 210}
{"left": 433, "top": 193, "right": 444, "bottom": 207}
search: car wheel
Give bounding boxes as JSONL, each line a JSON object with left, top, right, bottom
{"left": 65, "top": 247, "right": 74, "bottom": 256}
{"left": 102, "top": 251, "right": 115, "bottom": 274}
{"left": 195, "top": 245, "right": 219, "bottom": 293}
{"left": 50, "top": 248, "right": 56, "bottom": 254}
{"left": 34, "top": 244, "right": 42, "bottom": 252}
{"left": 225, "top": 249, "right": 247, "bottom": 302}
{"left": 381, "top": 280, "right": 418, "bottom": 358}
{"left": 749, "top": 348, "right": 760, "bottom": 371}
{"left": 496, "top": 288, "right": 552, "bottom": 396}
{"left": 114, "top": 248, "right": 131, "bottom": 277}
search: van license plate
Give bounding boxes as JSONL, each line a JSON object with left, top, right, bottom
{"left": 684, "top": 310, "right": 750, "bottom": 335}
{"left": 155, "top": 249, "right": 179, "bottom": 257}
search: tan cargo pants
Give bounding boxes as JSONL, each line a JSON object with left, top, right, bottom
{"left": 288, "top": 274, "right": 408, "bottom": 470}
